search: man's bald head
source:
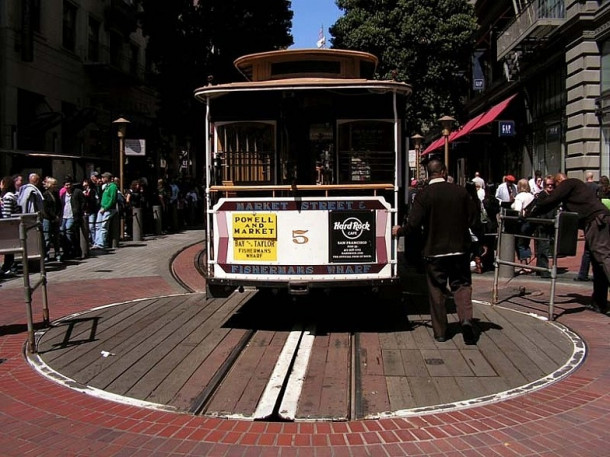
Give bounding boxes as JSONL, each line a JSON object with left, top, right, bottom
{"left": 427, "top": 160, "right": 446, "bottom": 179}
{"left": 28, "top": 173, "right": 40, "bottom": 185}
{"left": 554, "top": 173, "right": 567, "bottom": 184}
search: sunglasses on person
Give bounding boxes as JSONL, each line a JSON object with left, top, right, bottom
{"left": 545, "top": 182, "right": 555, "bottom": 188}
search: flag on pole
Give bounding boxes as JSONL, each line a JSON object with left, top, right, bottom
{"left": 316, "top": 25, "right": 326, "bottom": 48}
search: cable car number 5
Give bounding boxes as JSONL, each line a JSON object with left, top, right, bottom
{"left": 292, "top": 230, "right": 309, "bottom": 244}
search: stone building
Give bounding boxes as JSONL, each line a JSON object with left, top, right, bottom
{"left": 428, "top": 0, "right": 610, "bottom": 184}
{"left": 0, "top": 0, "right": 159, "bottom": 184}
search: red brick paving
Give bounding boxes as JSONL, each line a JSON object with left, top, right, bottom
{"left": 171, "top": 241, "right": 206, "bottom": 292}
{"left": 1, "top": 237, "right": 609, "bottom": 456}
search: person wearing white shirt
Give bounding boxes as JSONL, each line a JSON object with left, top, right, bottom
{"left": 495, "top": 175, "right": 518, "bottom": 208}
{"left": 528, "top": 170, "right": 543, "bottom": 195}
{"left": 512, "top": 178, "right": 535, "bottom": 272}
{"left": 472, "top": 171, "right": 485, "bottom": 190}
{"left": 475, "top": 182, "right": 485, "bottom": 202}
{"left": 512, "top": 179, "right": 535, "bottom": 215}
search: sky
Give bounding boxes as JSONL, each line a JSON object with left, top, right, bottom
{"left": 289, "top": 0, "right": 343, "bottom": 49}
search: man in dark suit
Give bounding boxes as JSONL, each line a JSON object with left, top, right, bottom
{"left": 393, "top": 159, "right": 478, "bottom": 344}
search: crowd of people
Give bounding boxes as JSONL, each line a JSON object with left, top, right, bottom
{"left": 5, "top": 164, "right": 609, "bottom": 338}
{"left": 0, "top": 172, "right": 205, "bottom": 278}
{"left": 406, "top": 168, "right": 610, "bottom": 280}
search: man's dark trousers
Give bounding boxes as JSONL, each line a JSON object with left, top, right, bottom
{"left": 424, "top": 253, "right": 474, "bottom": 339}
{"left": 585, "top": 214, "right": 610, "bottom": 310}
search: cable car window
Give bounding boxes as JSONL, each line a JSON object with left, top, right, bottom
{"left": 215, "top": 122, "right": 275, "bottom": 185}
{"left": 337, "top": 120, "right": 395, "bottom": 183}
{"left": 271, "top": 61, "right": 341, "bottom": 77}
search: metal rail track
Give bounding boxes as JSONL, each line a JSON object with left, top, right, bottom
{"left": 186, "top": 292, "right": 365, "bottom": 421}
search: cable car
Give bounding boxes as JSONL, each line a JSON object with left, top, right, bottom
{"left": 194, "top": 48, "right": 412, "bottom": 297}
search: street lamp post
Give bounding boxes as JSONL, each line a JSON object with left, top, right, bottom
{"left": 112, "top": 117, "right": 130, "bottom": 194}
{"left": 411, "top": 133, "right": 424, "bottom": 180}
{"left": 112, "top": 117, "right": 130, "bottom": 240}
{"left": 438, "top": 115, "right": 455, "bottom": 173}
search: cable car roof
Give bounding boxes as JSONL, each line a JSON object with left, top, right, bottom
{"left": 194, "top": 49, "right": 411, "bottom": 102}
{"left": 194, "top": 77, "right": 412, "bottom": 102}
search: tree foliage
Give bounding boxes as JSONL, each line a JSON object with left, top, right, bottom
{"left": 330, "top": 0, "right": 477, "bottom": 135}
{"left": 139, "top": 0, "right": 293, "bottom": 140}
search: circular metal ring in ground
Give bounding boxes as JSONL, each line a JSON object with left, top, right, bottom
{"left": 27, "top": 295, "right": 586, "bottom": 421}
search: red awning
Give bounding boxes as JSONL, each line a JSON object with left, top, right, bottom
{"left": 422, "top": 94, "right": 518, "bottom": 155}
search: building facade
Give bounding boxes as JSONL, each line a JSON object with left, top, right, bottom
{"left": 0, "top": 0, "right": 160, "bottom": 184}
{"left": 444, "top": 0, "right": 610, "bottom": 184}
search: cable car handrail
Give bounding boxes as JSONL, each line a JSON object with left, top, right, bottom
{"left": 209, "top": 183, "right": 395, "bottom": 197}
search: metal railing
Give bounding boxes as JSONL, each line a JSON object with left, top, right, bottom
{"left": 0, "top": 214, "right": 49, "bottom": 353}
{"left": 493, "top": 210, "right": 578, "bottom": 321}
{"left": 497, "top": 0, "right": 566, "bottom": 60}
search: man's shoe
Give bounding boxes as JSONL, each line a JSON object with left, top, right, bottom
{"left": 461, "top": 322, "right": 477, "bottom": 345}
{"left": 574, "top": 276, "right": 590, "bottom": 282}
{"left": 434, "top": 335, "right": 447, "bottom": 343}
{"left": 586, "top": 302, "right": 608, "bottom": 314}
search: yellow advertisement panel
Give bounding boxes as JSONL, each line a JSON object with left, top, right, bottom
{"left": 232, "top": 213, "right": 277, "bottom": 239}
{"left": 234, "top": 239, "right": 277, "bottom": 261}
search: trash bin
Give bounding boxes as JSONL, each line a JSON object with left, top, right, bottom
{"left": 110, "top": 213, "right": 120, "bottom": 248}
{"left": 498, "top": 232, "right": 515, "bottom": 279}
{"left": 498, "top": 209, "right": 518, "bottom": 279}
{"left": 132, "top": 207, "right": 143, "bottom": 241}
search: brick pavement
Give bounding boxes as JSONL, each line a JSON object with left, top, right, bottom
{"left": 1, "top": 231, "right": 609, "bottom": 456}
